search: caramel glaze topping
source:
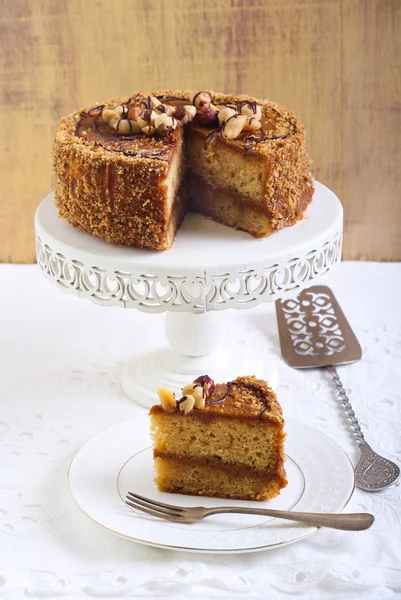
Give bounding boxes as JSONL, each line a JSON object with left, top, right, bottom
{"left": 153, "top": 376, "right": 283, "bottom": 422}
{"left": 75, "top": 109, "right": 174, "bottom": 161}
{"left": 156, "top": 94, "right": 297, "bottom": 142}
{"left": 74, "top": 94, "right": 297, "bottom": 159}
{"left": 206, "top": 378, "right": 274, "bottom": 417}
{"left": 208, "top": 380, "right": 271, "bottom": 414}
{"left": 204, "top": 107, "right": 297, "bottom": 151}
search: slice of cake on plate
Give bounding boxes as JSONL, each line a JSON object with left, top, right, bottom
{"left": 149, "top": 375, "right": 287, "bottom": 501}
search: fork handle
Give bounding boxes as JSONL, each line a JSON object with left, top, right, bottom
{"left": 326, "top": 365, "right": 366, "bottom": 445}
{"left": 203, "top": 509, "right": 374, "bottom": 531}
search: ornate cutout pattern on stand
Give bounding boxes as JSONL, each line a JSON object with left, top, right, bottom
{"left": 36, "top": 232, "right": 342, "bottom": 313}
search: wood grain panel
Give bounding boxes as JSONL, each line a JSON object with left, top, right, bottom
{"left": 1, "top": 0, "right": 398, "bottom": 262}
{"left": 342, "top": 0, "right": 401, "bottom": 260}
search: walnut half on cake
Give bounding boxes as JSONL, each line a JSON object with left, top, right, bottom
{"left": 53, "top": 90, "right": 313, "bottom": 250}
{"left": 149, "top": 375, "right": 287, "bottom": 501}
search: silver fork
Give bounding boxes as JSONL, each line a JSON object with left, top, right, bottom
{"left": 125, "top": 492, "right": 374, "bottom": 530}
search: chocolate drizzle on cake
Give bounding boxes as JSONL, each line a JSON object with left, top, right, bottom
{"left": 208, "top": 380, "right": 271, "bottom": 415}
{"left": 75, "top": 93, "right": 297, "bottom": 158}
{"left": 140, "top": 96, "right": 152, "bottom": 110}
{"left": 75, "top": 110, "right": 170, "bottom": 160}
{"left": 240, "top": 100, "right": 258, "bottom": 114}
{"left": 204, "top": 129, "right": 220, "bottom": 149}
{"left": 200, "top": 101, "right": 297, "bottom": 150}
{"left": 208, "top": 382, "right": 233, "bottom": 404}
{"left": 158, "top": 95, "right": 190, "bottom": 105}
{"left": 87, "top": 104, "right": 105, "bottom": 116}
{"left": 237, "top": 381, "right": 272, "bottom": 414}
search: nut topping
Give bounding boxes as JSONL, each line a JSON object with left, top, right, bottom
{"left": 195, "top": 108, "right": 219, "bottom": 127}
{"left": 142, "top": 125, "right": 155, "bottom": 136}
{"left": 156, "top": 375, "right": 216, "bottom": 414}
{"left": 174, "top": 106, "right": 186, "bottom": 121}
{"left": 154, "top": 113, "right": 177, "bottom": 137}
{"left": 114, "top": 105, "right": 125, "bottom": 118}
{"left": 155, "top": 124, "right": 175, "bottom": 138}
{"left": 137, "top": 109, "right": 154, "bottom": 128}
{"left": 182, "top": 383, "right": 205, "bottom": 408}
{"left": 243, "top": 117, "right": 262, "bottom": 132}
{"left": 218, "top": 106, "right": 237, "bottom": 126}
{"left": 150, "top": 95, "right": 162, "bottom": 109}
{"left": 240, "top": 101, "right": 262, "bottom": 120}
{"left": 102, "top": 108, "right": 118, "bottom": 124}
{"left": 127, "top": 106, "right": 141, "bottom": 120}
{"left": 93, "top": 93, "right": 263, "bottom": 141}
{"left": 154, "top": 113, "right": 176, "bottom": 129}
{"left": 102, "top": 106, "right": 124, "bottom": 128}
{"left": 174, "top": 105, "right": 197, "bottom": 124}
{"left": 181, "top": 105, "right": 197, "bottom": 124}
{"left": 179, "top": 395, "right": 196, "bottom": 414}
{"left": 222, "top": 114, "right": 247, "bottom": 139}
{"left": 190, "top": 91, "right": 212, "bottom": 109}
{"left": 157, "top": 387, "right": 177, "bottom": 412}
{"left": 164, "top": 104, "right": 176, "bottom": 116}
{"left": 193, "top": 375, "right": 215, "bottom": 397}
{"left": 115, "top": 119, "right": 132, "bottom": 135}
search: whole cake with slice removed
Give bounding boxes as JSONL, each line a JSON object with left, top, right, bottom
{"left": 53, "top": 90, "right": 313, "bottom": 250}
{"left": 149, "top": 375, "right": 287, "bottom": 501}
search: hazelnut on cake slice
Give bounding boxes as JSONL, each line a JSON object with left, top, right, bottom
{"left": 149, "top": 375, "right": 287, "bottom": 501}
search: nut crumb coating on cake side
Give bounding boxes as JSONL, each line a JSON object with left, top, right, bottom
{"left": 53, "top": 89, "right": 314, "bottom": 250}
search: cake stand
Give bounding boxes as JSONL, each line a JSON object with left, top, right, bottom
{"left": 35, "top": 181, "right": 343, "bottom": 408}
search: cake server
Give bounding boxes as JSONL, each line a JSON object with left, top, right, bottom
{"left": 275, "top": 285, "right": 400, "bottom": 492}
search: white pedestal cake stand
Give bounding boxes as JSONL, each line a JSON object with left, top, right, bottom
{"left": 35, "top": 181, "right": 342, "bottom": 408}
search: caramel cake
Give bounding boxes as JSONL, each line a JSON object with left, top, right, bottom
{"left": 53, "top": 90, "right": 314, "bottom": 250}
{"left": 149, "top": 375, "right": 287, "bottom": 501}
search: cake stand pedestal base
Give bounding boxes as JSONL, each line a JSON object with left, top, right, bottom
{"left": 121, "top": 311, "right": 279, "bottom": 408}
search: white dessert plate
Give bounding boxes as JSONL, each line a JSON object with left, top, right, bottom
{"left": 68, "top": 418, "right": 355, "bottom": 553}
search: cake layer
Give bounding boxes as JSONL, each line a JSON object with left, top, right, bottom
{"left": 154, "top": 456, "right": 284, "bottom": 501}
{"left": 150, "top": 409, "right": 285, "bottom": 473}
{"left": 155, "top": 450, "right": 287, "bottom": 481}
{"left": 185, "top": 126, "right": 267, "bottom": 205}
{"left": 188, "top": 174, "right": 273, "bottom": 237}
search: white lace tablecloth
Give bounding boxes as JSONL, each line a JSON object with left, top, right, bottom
{"left": 0, "top": 262, "right": 400, "bottom": 599}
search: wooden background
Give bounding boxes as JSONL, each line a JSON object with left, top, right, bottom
{"left": 0, "top": 0, "right": 400, "bottom": 263}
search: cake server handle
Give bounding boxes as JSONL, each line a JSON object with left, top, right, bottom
{"left": 326, "top": 365, "right": 400, "bottom": 491}
{"left": 203, "top": 508, "right": 374, "bottom": 531}
{"left": 326, "top": 365, "right": 366, "bottom": 444}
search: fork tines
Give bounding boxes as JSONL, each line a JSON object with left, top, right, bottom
{"left": 125, "top": 491, "right": 184, "bottom": 521}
